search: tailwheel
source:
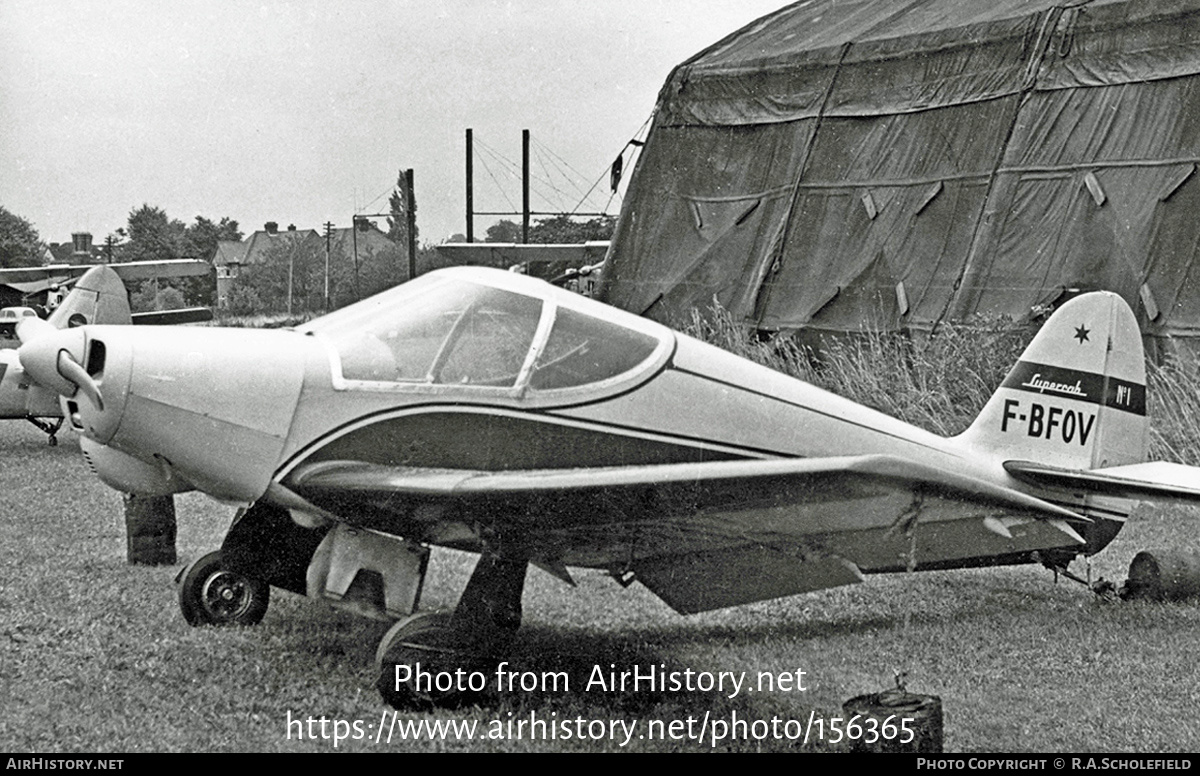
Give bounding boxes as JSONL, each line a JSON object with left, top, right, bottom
{"left": 375, "top": 611, "right": 496, "bottom": 710}
{"left": 178, "top": 550, "right": 270, "bottom": 626}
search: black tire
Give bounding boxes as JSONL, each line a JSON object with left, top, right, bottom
{"left": 179, "top": 550, "right": 270, "bottom": 626}
{"left": 376, "top": 611, "right": 493, "bottom": 710}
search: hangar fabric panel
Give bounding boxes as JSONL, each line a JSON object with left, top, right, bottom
{"left": 597, "top": 0, "right": 1200, "bottom": 349}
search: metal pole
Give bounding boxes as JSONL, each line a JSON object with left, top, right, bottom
{"left": 466, "top": 128, "right": 474, "bottom": 243}
{"left": 405, "top": 169, "right": 416, "bottom": 280}
{"left": 522, "top": 129, "right": 530, "bottom": 244}
{"left": 352, "top": 216, "right": 360, "bottom": 301}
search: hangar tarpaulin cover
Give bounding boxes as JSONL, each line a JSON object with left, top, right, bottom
{"left": 596, "top": 0, "right": 1200, "bottom": 349}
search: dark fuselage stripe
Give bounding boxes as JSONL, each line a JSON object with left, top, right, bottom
{"left": 1002, "top": 361, "right": 1145, "bottom": 416}
{"left": 280, "top": 403, "right": 777, "bottom": 476}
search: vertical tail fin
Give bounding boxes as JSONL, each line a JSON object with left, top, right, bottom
{"left": 16, "top": 266, "right": 132, "bottom": 346}
{"left": 958, "top": 291, "right": 1147, "bottom": 470}
{"left": 46, "top": 265, "right": 132, "bottom": 329}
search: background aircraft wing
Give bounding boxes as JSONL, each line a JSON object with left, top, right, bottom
{"left": 0, "top": 259, "right": 211, "bottom": 285}
{"left": 130, "top": 307, "right": 213, "bottom": 325}
{"left": 281, "top": 454, "right": 1088, "bottom": 613}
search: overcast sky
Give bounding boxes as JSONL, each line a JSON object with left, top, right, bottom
{"left": 1, "top": 1, "right": 786, "bottom": 248}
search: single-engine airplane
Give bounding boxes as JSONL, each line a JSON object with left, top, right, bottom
{"left": 3, "top": 264, "right": 215, "bottom": 444}
{"left": 1, "top": 266, "right": 134, "bottom": 444}
{"left": 17, "top": 266, "right": 1200, "bottom": 708}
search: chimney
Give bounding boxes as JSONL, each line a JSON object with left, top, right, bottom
{"left": 287, "top": 224, "right": 296, "bottom": 231}
{"left": 264, "top": 222, "right": 278, "bottom": 234}
{"left": 71, "top": 232, "right": 93, "bottom": 257}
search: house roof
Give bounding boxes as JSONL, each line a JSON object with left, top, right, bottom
{"left": 213, "top": 240, "right": 249, "bottom": 267}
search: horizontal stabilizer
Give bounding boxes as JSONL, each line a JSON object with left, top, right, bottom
{"left": 1004, "top": 460, "right": 1200, "bottom": 504}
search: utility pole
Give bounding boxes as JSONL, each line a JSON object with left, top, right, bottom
{"left": 404, "top": 169, "right": 416, "bottom": 280}
{"left": 323, "top": 221, "right": 334, "bottom": 311}
{"left": 351, "top": 218, "right": 360, "bottom": 301}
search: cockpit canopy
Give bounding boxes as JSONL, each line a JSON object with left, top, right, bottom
{"left": 299, "top": 269, "right": 670, "bottom": 394}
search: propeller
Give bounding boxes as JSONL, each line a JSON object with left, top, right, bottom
{"left": 54, "top": 348, "right": 104, "bottom": 411}
{"left": 15, "top": 315, "right": 54, "bottom": 345}
{"left": 16, "top": 328, "right": 104, "bottom": 411}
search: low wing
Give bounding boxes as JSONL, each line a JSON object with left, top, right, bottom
{"left": 1004, "top": 460, "right": 1200, "bottom": 503}
{"left": 281, "top": 454, "right": 1088, "bottom": 614}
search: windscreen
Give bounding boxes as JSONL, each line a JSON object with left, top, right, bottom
{"left": 305, "top": 275, "right": 543, "bottom": 386}
{"left": 528, "top": 306, "right": 661, "bottom": 390}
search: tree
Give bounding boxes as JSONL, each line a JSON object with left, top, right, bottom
{"left": 116, "top": 204, "right": 188, "bottom": 263}
{"left": 223, "top": 281, "right": 265, "bottom": 316}
{"left": 185, "top": 215, "right": 242, "bottom": 261}
{"left": 0, "top": 206, "right": 46, "bottom": 268}
{"left": 528, "top": 214, "right": 616, "bottom": 244}
{"left": 115, "top": 206, "right": 238, "bottom": 307}
{"left": 485, "top": 220, "right": 521, "bottom": 243}
{"left": 482, "top": 214, "right": 616, "bottom": 245}
{"left": 386, "top": 169, "right": 417, "bottom": 285}
{"left": 129, "top": 281, "right": 186, "bottom": 313}
{"left": 387, "top": 170, "right": 418, "bottom": 247}
{"left": 243, "top": 235, "right": 328, "bottom": 314}
{"left": 353, "top": 241, "right": 408, "bottom": 303}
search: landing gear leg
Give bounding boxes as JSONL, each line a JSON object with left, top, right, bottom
{"left": 27, "top": 417, "right": 64, "bottom": 446}
{"left": 376, "top": 553, "right": 527, "bottom": 710}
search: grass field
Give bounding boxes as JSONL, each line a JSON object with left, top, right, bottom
{"left": 2, "top": 415, "right": 1199, "bottom": 753}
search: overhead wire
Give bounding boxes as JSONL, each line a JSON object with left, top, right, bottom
{"left": 473, "top": 140, "right": 521, "bottom": 214}
{"left": 475, "top": 136, "right": 578, "bottom": 216}
{"left": 531, "top": 137, "right": 600, "bottom": 203}
{"left": 470, "top": 116, "right": 654, "bottom": 222}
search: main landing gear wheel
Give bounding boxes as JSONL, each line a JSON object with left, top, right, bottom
{"left": 375, "top": 611, "right": 496, "bottom": 710}
{"left": 178, "top": 550, "right": 270, "bottom": 626}
{"left": 374, "top": 555, "right": 527, "bottom": 710}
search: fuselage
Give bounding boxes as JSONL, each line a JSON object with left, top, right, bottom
{"left": 20, "top": 267, "right": 1125, "bottom": 571}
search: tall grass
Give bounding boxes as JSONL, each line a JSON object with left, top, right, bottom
{"left": 1148, "top": 357, "right": 1200, "bottom": 465}
{"left": 684, "top": 303, "right": 1200, "bottom": 462}
{"left": 684, "top": 304, "right": 1035, "bottom": 436}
